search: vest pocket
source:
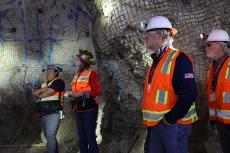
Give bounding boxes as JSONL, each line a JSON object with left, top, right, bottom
{"left": 223, "top": 92, "right": 230, "bottom": 103}
{"left": 225, "top": 65, "right": 230, "bottom": 79}
{"left": 155, "top": 90, "right": 168, "bottom": 105}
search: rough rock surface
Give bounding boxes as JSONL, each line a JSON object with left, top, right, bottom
{"left": 84, "top": 0, "right": 230, "bottom": 153}
{"left": 0, "top": 0, "right": 229, "bottom": 153}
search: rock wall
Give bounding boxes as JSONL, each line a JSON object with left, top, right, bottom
{"left": 0, "top": 0, "right": 230, "bottom": 153}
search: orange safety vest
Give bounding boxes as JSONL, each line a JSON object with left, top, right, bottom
{"left": 207, "top": 56, "right": 230, "bottom": 124}
{"left": 39, "top": 77, "right": 64, "bottom": 107}
{"left": 71, "top": 68, "right": 100, "bottom": 104}
{"left": 141, "top": 48, "right": 198, "bottom": 126}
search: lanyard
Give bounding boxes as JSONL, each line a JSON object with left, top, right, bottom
{"left": 212, "top": 56, "right": 229, "bottom": 80}
{"left": 148, "top": 47, "right": 169, "bottom": 85}
{"left": 211, "top": 55, "right": 229, "bottom": 91}
{"left": 47, "top": 77, "right": 59, "bottom": 87}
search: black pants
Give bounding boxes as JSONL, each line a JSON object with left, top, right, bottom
{"left": 216, "top": 122, "right": 230, "bottom": 153}
{"left": 76, "top": 107, "right": 99, "bottom": 153}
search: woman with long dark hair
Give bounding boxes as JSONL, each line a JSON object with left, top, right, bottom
{"left": 65, "top": 49, "right": 102, "bottom": 153}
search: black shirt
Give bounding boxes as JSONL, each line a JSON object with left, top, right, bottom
{"left": 48, "top": 78, "right": 65, "bottom": 92}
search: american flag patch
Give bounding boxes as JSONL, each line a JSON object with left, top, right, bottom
{"left": 184, "top": 73, "right": 194, "bottom": 79}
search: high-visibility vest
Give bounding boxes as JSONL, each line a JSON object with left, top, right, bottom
{"left": 39, "top": 77, "right": 64, "bottom": 106}
{"left": 71, "top": 68, "right": 100, "bottom": 107}
{"left": 141, "top": 48, "right": 198, "bottom": 126}
{"left": 72, "top": 68, "right": 93, "bottom": 93}
{"left": 207, "top": 56, "right": 230, "bottom": 124}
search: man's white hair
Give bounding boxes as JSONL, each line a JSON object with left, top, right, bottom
{"left": 155, "top": 29, "right": 174, "bottom": 45}
{"left": 219, "top": 42, "right": 229, "bottom": 52}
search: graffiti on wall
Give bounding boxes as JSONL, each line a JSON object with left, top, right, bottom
{"left": 0, "top": 0, "right": 95, "bottom": 100}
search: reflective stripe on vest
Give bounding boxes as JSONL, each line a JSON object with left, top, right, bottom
{"left": 177, "top": 103, "right": 198, "bottom": 124}
{"left": 77, "top": 69, "right": 92, "bottom": 83}
{"left": 142, "top": 48, "right": 198, "bottom": 126}
{"left": 207, "top": 57, "right": 230, "bottom": 124}
{"left": 72, "top": 68, "right": 94, "bottom": 93}
{"left": 40, "top": 96, "right": 59, "bottom": 102}
{"left": 223, "top": 92, "right": 230, "bottom": 103}
{"left": 209, "top": 108, "right": 230, "bottom": 123}
{"left": 155, "top": 90, "right": 168, "bottom": 105}
{"left": 209, "top": 108, "right": 216, "bottom": 117}
{"left": 161, "top": 50, "right": 178, "bottom": 74}
{"left": 39, "top": 77, "right": 63, "bottom": 103}
{"left": 143, "top": 109, "right": 169, "bottom": 122}
{"left": 225, "top": 63, "right": 230, "bottom": 79}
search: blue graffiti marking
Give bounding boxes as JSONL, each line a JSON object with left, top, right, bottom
{"left": 75, "top": 4, "right": 92, "bottom": 22}
{"left": 35, "top": 12, "right": 43, "bottom": 63}
{"left": 31, "top": 0, "right": 41, "bottom": 4}
{"left": 0, "top": 9, "right": 9, "bottom": 17}
{"left": 67, "top": 13, "right": 74, "bottom": 20}
{"left": 52, "top": 0, "right": 57, "bottom": 6}
{"left": 6, "top": 0, "right": 17, "bottom": 4}
{"left": 67, "top": 4, "right": 93, "bottom": 33}
{"left": 0, "top": 9, "right": 10, "bottom": 45}
{"left": 18, "top": 0, "right": 30, "bottom": 62}
{"left": 67, "top": 4, "right": 92, "bottom": 36}
{"left": 74, "top": 11, "right": 79, "bottom": 31}
{"left": 17, "top": 0, "right": 22, "bottom": 6}
{"left": 62, "top": 4, "right": 66, "bottom": 10}
{"left": 47, "top": 15, "right": 54, "bottom": 65}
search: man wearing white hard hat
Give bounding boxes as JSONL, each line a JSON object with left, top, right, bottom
{"left": 205, "top": 29, "right": 230, "bottom": 153}
{"left": 141, "top": 16, "right": 198, "bottom": 153}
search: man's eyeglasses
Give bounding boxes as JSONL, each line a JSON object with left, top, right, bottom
{"left": 205, "top": 43, "right": 212, "bottom": 47}
{"left": 205, "top": 42, "right": 218, "bottom": 48}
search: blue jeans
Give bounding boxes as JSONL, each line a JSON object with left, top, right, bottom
{"left": 216, "top": 122, "right": 230, "bottom": 153}
{"left": 76, "top": 107, "right": 99, "bottom": 153}
{"left": 144, "top": 122, "right": 192, "bottom": 153}
{"left": 41, "top": 113, "right": 60, "bottom": 153}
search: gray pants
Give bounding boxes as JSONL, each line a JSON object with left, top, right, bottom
{"left": 41, "top": 113, "right": 60, "bottom": 153}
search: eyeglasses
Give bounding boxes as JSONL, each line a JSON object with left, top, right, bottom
{"left": 205, "top": 43, "right": 212, "bottom": 47}
{"left": 144, "top": 31, "right": 159, "bottom": 38}
{"left": 205, "top": 42, "right": 218, "bottom": 48}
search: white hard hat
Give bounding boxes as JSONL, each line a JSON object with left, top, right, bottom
{"left": 206, "top": 29, "right": 230, "bottom": 42}
{"left": 146, "top": 16, "right": 177, "bottom": 35}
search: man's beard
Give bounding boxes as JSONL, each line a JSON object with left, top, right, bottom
{"left": 206, "top": 52, "right": 215, "bottom": 59}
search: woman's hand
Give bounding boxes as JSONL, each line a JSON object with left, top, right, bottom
{"left": 64, "top": 91, "right": 73, "bottom": 97}
{"left": 64, "top": 91, "right": 84, "bottom": 98}
{"left": 72, "top": 92, "right": 84, "bottom": 98}
{"left": 162, "top": 117, "right": 173, "bottom": 125}
{"left": 32, "top": 87, "right": 48, "bottom": 97}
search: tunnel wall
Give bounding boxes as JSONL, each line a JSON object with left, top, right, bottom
{"left": 0, "top": 0, "right": 96, "bottom": 153}
{"left": 0, "top": 0, "right": 230, "bottom": 153}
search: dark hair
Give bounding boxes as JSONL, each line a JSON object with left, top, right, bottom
{"left": 78, "top": 60, "right": 90, "bottom": 72}
{"left": 50, "top": 67, "right": 63, "bottom": 77}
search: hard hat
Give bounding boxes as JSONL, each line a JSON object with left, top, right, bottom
{"left": 46, "top": 65, "right": 63, "bottom": 73}
{"left": 76, "top": 49, "right": 95, "bottom": 65}
{"left": 206, "top": 29, "right": 230, "bottom": 42}
{"left": 146, "top": 16, "right": 177, "bottom": 35}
